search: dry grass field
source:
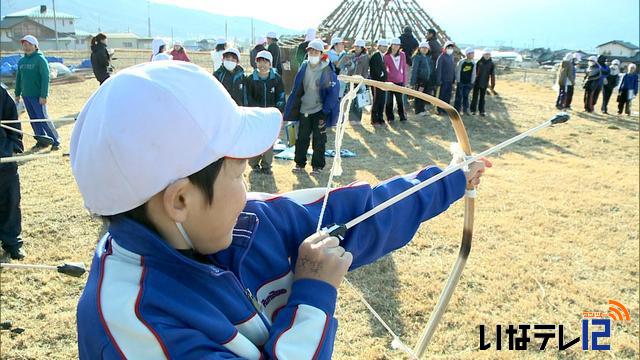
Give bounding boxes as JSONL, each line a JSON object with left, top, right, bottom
{"left": 0, "top": 67, "right": 638, "bottom": 359}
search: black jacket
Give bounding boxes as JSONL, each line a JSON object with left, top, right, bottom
{"left": 428, "top": 38, "right": 442, "bottom": 64}
{"left": 245, "top": 69, "right": 286, "bottom": 113}
{"left": 400, "top": 31, "right": 419, "bottom": 66}
{"left": 475, "top": 58, "right": 496, "bottom": 89}
{"left": 214, "top": 65, "right": 246, "bottom": 106}
{"left": 369, "top": 51, "right": 387, "bottom": 82}
{"left": 249, "top": 44, "right": 266, "bottom": 70}
{"left": 267, "top": 42, "right": 283, "bottom": 75}
{"left": 91, "top": 42, "right": 111, "bottom": 84}
{"left": 0, "top": 85, "right": 23, "bottom": 173}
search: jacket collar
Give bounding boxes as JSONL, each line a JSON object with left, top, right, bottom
{"left": 252, "top": 68, "right": 276, "bottom": 80}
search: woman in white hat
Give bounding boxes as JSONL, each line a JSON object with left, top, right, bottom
{"left": 583, "top": 55, "right": 601, "bottom": 113}
{"left": 410, "top": 41, "right": 433, "bottom": 115}
{"left": 384, "top": 38, "right": 408, "bottom": 122}
{"left": 170, "top": 41, "right": 191, "bottom": 62}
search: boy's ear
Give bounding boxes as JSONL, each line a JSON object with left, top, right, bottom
{"left": 162, "top": 178, "right": 192, "bottom": 223}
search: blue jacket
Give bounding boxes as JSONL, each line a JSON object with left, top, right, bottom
{"left": 77, "top": 166, "right": 467, "bottom": 359}
{"left": 619, "top": 72, "right": 639, "bottom": 96}
{"left": 283, "top": 61, "right": 340, "bottom": 127}
{"left": 410, "top": 54, "right": 432, "bottom": 86}
{"left": 435, "top": 53, "right": 455, "bottom": 85}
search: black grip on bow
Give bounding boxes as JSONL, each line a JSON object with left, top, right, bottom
{"left": 323, "top": 223, "right": 347, "bottom": 241}
{"left": 550, "top": 112, "right": 570, "bottom": 125}
{"left": 57, "top": 263, "right": 87, "bottom": 277}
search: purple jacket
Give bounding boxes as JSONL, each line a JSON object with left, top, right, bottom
{"left": 384, "top": 51, "right": 408, "bottom": 85}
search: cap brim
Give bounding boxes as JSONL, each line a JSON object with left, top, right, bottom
{"left": 225, "top": 107, "right": 282, "bottom": 159}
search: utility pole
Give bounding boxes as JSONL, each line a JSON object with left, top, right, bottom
{"left": 171, "top": 26, "right": 174, "bottom": 44}
{"left": 52, "top": 0, "right": 59, "bottom": 50}
{"left": 251, "top": 18, "right": 254, "bottom": 45}
{"left": 225, "top": 19, "right": 228, "bottom": 41}
{"left": 147, "top": 0, "right": 151, "bottom": 37}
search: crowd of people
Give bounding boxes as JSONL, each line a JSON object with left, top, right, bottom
{"left": 556, "top": 53, "right": 638, "bottom": 115}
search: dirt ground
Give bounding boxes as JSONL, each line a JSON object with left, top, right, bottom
{"left": 0, "top": 70, "right": 638, "bottom": 359}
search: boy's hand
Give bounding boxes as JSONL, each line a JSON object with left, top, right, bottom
{"left": 464, "top": 158, "right": 492, "bottom": 187}
{"left": 295, "top": 232, "right": 353, "bottom": 289}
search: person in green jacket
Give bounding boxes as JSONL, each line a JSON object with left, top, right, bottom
{"left": 14, "top": 35, "right": 60, "bottom": 150}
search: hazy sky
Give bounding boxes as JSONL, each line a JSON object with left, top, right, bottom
{"left": 152, "top": 0, "right": 639, "bottom": 51}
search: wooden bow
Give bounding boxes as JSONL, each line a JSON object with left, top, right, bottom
{"left": 337, "top": 75, "right": 475, "bottom": 358}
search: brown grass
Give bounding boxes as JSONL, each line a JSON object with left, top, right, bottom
{"left": 0, "top": 72, "right": 638, "bottom": 359}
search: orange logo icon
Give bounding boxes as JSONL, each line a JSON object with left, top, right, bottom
{"left": 608, "top": 300, "right": 630, "bottom": 321}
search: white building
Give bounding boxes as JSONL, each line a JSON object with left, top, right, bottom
{"left": 596, "top": 41, "right": 639, "bottom": 58}
{"left": 0, "top": 5, "right": 79, "bottom": 51}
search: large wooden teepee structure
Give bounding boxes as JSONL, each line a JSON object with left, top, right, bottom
{"left": 318, "top": 0, "right": 451, "bottom": 45}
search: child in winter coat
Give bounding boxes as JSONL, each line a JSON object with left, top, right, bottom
{"left": 454, "top": 48, "right": 476, "bottom": 115}
{"left": 213, "top": 48, "right": 246, "bottom": 106}
{"left": 410, "top": 42, "right": 432, "bottom": 115}
{"left": 384, "top": 38, "right": 408, "bottom": 122}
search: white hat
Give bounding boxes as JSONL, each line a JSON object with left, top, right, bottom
{"left": 482, "top": 48, "right": 492, "bottom": 54}
{"left": 266, "top": 31, "right": 278, "bottom": 39}
{"left": 330, "top": 37, "right": 343, "bottom": 46}
{"left": 305, "top": 28, "right": 316, "bottom": 42}
{"left": 20, "top": 35, "right": 39, "bottom": 47}
{"left": 464, "top": 47, "right": 474, "bottom": 55}
{"left": 152, "top": 53, "right": 173, "bottom": 61}
{"left": 307, "top": 39, "right": 325, "bottom": 52}
{"left": 255, "top": 50, "right": 273, "bottom": 64}
{"left": 173, "top": 40, "right": 182, "bottom": 46}
{"left": 572, "top": 53, "right": 582, "bottom": 60}
{"left": 354, "top": 39, "right": 366, "bottom": 47}
{"left": 611, "top": 59, "right": 620, "bottom": 65}
{"left": 256, "top": 36, "right": 267, "bottom": 45}
{"left": 418, "top": 41, "right": 429, "bottom": 48}
{"left": 377, "top": 39, "right": 389, "bottom": 47}
{"left": 70, "top": 61, "right": 282, "bottom": 215}
{"left": 443, "top": 41, "right": 455, "bottom": 48}
{"left": 222, "top": 48, "right": 241, "bottom": 60}
{"left": 390, "top": 38, "right": 401, "bottom": 45}
{"left": 151, "top": 38, "right": 166, "bottom": 55}
{"left": 216, "top": 38, "right": 226, "bottom": 45}
{"left": 588, "top": 55, "right": 597, "bottom": 62}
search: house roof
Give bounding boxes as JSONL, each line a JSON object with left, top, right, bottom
{"left": 74, "top": 30, "right": 93, "bottom": 37}
{"left": 596, "top": 40, "right": 639, "bottom": 50}
{"left": 0, "top": 17, "right": 25, "bottom": 29}
{"left": 104, "top": 33, "right": 141, "bottom": 39}
{"left": 3, "top": 6, "right": 78, "bottom": 19}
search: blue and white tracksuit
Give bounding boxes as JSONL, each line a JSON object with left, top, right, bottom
{"left": 77, "top": 166, "right": 467, "bottom": 359}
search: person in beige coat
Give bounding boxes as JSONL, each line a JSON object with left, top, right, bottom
{"left": 555, "top": 52, "right": 577, "bottom": 110}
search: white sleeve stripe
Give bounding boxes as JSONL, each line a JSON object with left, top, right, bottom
{"left": 273, "top": 305, "right": 329, "bottom": 360}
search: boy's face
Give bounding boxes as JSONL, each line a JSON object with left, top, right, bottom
{"left": 307, "top": 49, "right": 322, "bottom": 57}
{"left": 22, "top": 41, "right": 36, "bottom": 54}
{"left": 257, "top": 58, "right": 271, "bottom": 73}
{"left": 419, "top": 47, "right": 428, "bottom": 55}
{"left": 334, "top": 43, "right": 345, "bottom": 52}
{"left": 185, "top": 159, "right": 248, "bottom": 253}
{"left": 223, "top": 54, "right": 238, "bottom": 63}
{"left": 466, "top": 52, "right": 474, "bottom": 60}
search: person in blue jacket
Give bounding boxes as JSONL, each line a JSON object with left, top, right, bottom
{"left": 284, "top": 39, "right": 340, "bottom": 175}
{"left": 435, "top": 41, "right": 456, "bottom": 115}
{"left": 71, "top": 61, "right": 489, "bottom": 359}
{"left": 617, "top": 63, "right": 638, "bottom": 116}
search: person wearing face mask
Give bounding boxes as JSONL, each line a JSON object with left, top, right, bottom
{"left": 434, "top": 41, "right": 456, "bottom": 115}
{"left": 343, "top": 39, "right": 370, "bottom": 124}
{"left": 601, "top": 59, "right": 620, "bottom": 114}
{"left": 583, "top": 56, "right": 601, "bottom": 113}
{"left": 470, "top": 48, "right": 496, "bottom": 116}
{"left": 617, "top": 63, "right": 638, "bottom": 116}
{"left": 284, "top": 39, "right": 340, "bottom": 175}
{"left": 555, "top": 52, "right": 576, "bottom": 110}
{"left": 369, "top": 39, "right": 389, "bottom": 126}
{"left": 245, "top": 50, "right": 286, "bottom": 174}
{"left": 169, "top": 41, "right": 191, "bottom": 62}
{"left": 213, "top": 48, "right": 246, "bottom": 106}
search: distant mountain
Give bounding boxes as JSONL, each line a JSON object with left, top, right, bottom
{"left": 1, "top": 0, "right": 298, "bottom": 41}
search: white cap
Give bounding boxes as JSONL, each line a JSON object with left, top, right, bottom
{"left": 20, "top": 35, "right": 39, "bottom": 47}
{"left": 419, "top": 41, "right": 429, "bottom": 48}
{"left": 572, "top": 53, "right": 582, "bottom": 60}
{"left": 305, "top": 28, "right": 316, "bottom": 41}
{"left": 390, "top": 38, "right": 401, "bottom": 45}
{"left": 482, "top": 48, "right": 492, "bottom": 54}
{"left": 173, "top": 40, "right": 182, "bottom": 46}
{"left": 255, "top": 50, "right": 273, "bottom": 64}
{"left": 266, "top": 31, "right": 278, "bottom": 39}
{"left": 464, "top": 47, "right": 474, "bottom": 55}
{"left": 611, "top": 59, "right": 620, "bottom": 65}
{"left": 256, "top": 36, "right": 267, "bottom": 45}
{"left": 152, "top": 53, "right": 173, "bottom": 61}
{"left": 70, "top": 61, "right": 282, "bottom": 215}
{"left": 222, "top": 48, "right": 241, "bottom": 60}
{"left": 443, "top": 40, "right": 455, "bottom": 48}
{"left": 307, "top": 39, "right": 325, "bottom": 52}
{"left": 354, "top": 39, "right": 366, "bottom": 47}
{"left": 377, "top": 39, "right": 389, "bottom": 47}
{"left": 588, "top": 55, "right": 597, "bottom": 62}
{"left": 330, "top": 37, "right": 343, "bottom": 46}
{"left": 216, "top": 38, "right": 226, "bottom": 45}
